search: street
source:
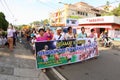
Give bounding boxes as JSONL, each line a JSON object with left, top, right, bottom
{"left": 46, "top": 47, "right": 120, "bottom": 80}
{"left": 0, "top": 0, "right": 120, "bottom": 80}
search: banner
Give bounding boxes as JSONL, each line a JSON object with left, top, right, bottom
{"left": 35, "top": 38, "right": 99, "bottom": 69}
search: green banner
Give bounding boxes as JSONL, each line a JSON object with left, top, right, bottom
{"left": 35, "top": 38, "right": 99, "bottom": 69}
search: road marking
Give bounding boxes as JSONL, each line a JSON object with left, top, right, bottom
{"left": 51, "top": 68, "right": 67, "bottom": 80}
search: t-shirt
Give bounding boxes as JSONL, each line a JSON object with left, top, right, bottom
{"left": 2, "top": 38, "right": 7, "bottom": 44}
{"left": 7, "top": 29, "right": 15, "bottom": 38}
{"left": 89, "top": 33, "right": 97, "bottom": 38}
{"left": 31, "top": 39, "right": 36, "bottom": 44}
{"left": 65, "top": 33, "right": 75, "bottom": 40}
{"left": 36, "top": 35, "right": 47, "bottom": 41}
{"left": 31, "top": 39, "right": 36, "bottom": 48}
{"left": 44, "top": 32, "right": 53, "bottom": 40}
{"left": 31, "top": 33, "right": 35, "bottom": 37}
{"left": 78, "top": 33, "right": 87, "bottom": 38}
{"left": 53, "top": 33, "right": 65, "bottom": 40}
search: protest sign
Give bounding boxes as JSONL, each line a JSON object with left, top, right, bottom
{"left": 35, "top": 38, "right": 99, "bottom": 69}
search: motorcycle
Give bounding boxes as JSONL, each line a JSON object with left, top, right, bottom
{"left": 98, "top": 37, "right": 114, "bottom": 48}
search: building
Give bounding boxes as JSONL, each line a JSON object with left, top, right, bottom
{"left": 78, "top": 16, "right": 120, "bottom": 38}
{"left": 49, "top": 2, "right": 104, "bottom": 27}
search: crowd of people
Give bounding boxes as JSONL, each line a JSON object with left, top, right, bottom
{"left": 17, "top": 26, "right": 97, "bottom": 55}
{"left": 0, "top": 24, "right": 18, "bottom": 51}
{"left": 0, "top": 29, "right": 7, "bottom": 48}
{"left": 23, "top": 26, "right": 97, "bottom": 72}
{"left": 0, "top": 23, "right": 113, "bottom": 73}
{"left": 29, "top": 26, "right": 96, "bottom": 54}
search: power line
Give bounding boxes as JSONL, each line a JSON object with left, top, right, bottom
{"left": 0, "top": 0, "right": 14, "bottom": 19}
{"left": 0, "top": 0, "right": 17, "bottom": 24}
{"left": 37, "top": 0, "right": 57, "bottom": 10}
{"left": 0, "top": 0, "right": 9, "bottom": 14}
{"left": 3, "top": 0, "right": 14, "bottom": 18}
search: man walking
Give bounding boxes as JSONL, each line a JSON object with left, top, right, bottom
{"left": 7, "top": 24, "right": 15, "bottom": 51}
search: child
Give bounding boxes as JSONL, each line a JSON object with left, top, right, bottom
{"left": 3, "top": 36, "right": 7, "bottom": 47}
{"left": 31, "top": 36, "right": 36, "bottom": 55}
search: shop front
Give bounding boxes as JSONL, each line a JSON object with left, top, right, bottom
{"left": 78, "top": 16, "right": 120, "bottom": 38}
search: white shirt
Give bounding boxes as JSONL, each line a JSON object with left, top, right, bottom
{"left": 2, "top": 37, "right": 7, "bottom": 44}
{"left": 7, "top": 29, "right": 15, "bottom": 38}
{"left": 65, "top": 33, "right": 75, "bottom": 40}
{"left": 53, "top": 33, "right": 65, "bottom": 40}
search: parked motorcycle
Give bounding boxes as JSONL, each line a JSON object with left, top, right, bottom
{"left": 98, "top": 37, "right": 114, "bottom": 48}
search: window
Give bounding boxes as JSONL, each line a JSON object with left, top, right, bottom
{"left": 71, "top": 20, "right": 76, "bottom": 24}
{"left": 67, "top": 20, "right": 69, "bottom": 23}
{"left": 78, "top": 11, "right": 80, "bottom": 14}
{"left": 83, "top": 12, "right": 84, "bottom": 15}
{"left": 80, "top": 12, "right": 82, "bottom": 15}
{"left": 72, "top": 12, "right": 74, "bottom": 15}
{"left": 86, "top": 13, "right": 88, "bottom": 16}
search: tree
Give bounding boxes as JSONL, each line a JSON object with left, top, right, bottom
{"left": 30, "top": 19, "right": 49, "bottom": 28}
{"left": 0, "top": 12, "right": 8, "bottom": 30}
{"left": 43, "top": 19, "right": 49, "bottom": 26}
{"left": 104, "top": 1, "right": 110, "bottom": 12}
{"left": 112, "top": 4, "right": 120, "bottom": 16}
{"left": 32, "top": 21, "right": 41, "bottom": 25}
{"left": 102, "top": 3, "right": 120, "bottom": 16}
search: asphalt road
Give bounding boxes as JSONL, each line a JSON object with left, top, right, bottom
{"left": 51, "top": 47, "right": 120, "bottom": 80}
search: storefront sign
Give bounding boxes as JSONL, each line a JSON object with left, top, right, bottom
{"left": 79, "top": 16, "right": 120, "bottom": 24}
{"left": 35, "top": 38, "right": 99, "bottom": 69}
{"left": 86, "top": 18, "right": 104, "bottom": 23}
{"left": 66, "top": 19, "right": 79, "bottom": 26}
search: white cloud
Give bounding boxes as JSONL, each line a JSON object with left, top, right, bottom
{"left": 38, "top": 0, "right": 51, "bottom": 2}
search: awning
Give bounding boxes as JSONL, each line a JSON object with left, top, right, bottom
{"left": 77, "top": 25, "right": 112, "bottom": 29}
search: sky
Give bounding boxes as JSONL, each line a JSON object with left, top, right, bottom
{"left": 0, "top": 0, "right": 119, "bottom": 25}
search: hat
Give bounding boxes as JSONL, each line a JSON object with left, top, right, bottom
{"left": 56, "top": 27, "right": 62, "bottom": 31}
{"left": 38, "top": 27, "right": 44, "bottom": 30}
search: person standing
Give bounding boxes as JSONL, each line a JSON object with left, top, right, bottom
{"left": 65, "top": 26, "right": 75, "bottom": 40}
{"left": 36, "top": 28, "right": 47, "bottom": 73}
{"left": 89, "top": 29, "right": 97, "bottom": 38}
{"left": 53, "top": 27, "right": 65, "bottom": 40}
{"left": 36, "top": 28, "right": 46, "bottom": 41}
{"left": 78, "top": 27, "right": 87, "bottom": 38}
{"left": 44, "top": 27, "right": 53, "bottom": 40}
{"left": 7, "top": 24, "right": 15, "bottom": 51}
{"left": 53, "top": 27, "right": 65, "bottom": 69}
{"left": 13, "top": 30, "right": 17, "bottom": 46}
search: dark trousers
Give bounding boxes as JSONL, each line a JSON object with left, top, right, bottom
{"left": 13, "top": 38, "right": 16, "bottom": 46}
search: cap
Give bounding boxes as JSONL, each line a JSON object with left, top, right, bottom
{"left": 38, "top": 27, "right": 44, "bottom": 30}
{"left": 56, "top": 27, "right": 62, "bottom": 31}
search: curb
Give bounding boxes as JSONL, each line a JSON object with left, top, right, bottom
{"left": 51, "top": 68, "right": 67, "bottom": 80}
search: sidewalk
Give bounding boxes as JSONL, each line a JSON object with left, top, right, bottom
{"left": 0, "top": 43, "right": 49, "bottom": 80}
{"left": 113, "top": 41, "right": 120, "bottom": 49}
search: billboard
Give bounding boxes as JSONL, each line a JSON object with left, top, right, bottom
{"left": 66, "top": 19, "right": 79, "bottom": 26}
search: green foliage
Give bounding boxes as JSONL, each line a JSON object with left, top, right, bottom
{"left": 2, "top": 31, "right": 7, "bottom": 36}
{"left": 0, "top": 12, "right": 8, "bottom": 31}
{"left": 18, "top": 24, "right": 27, "bottom": 30}
{"left": 43, "top": 19, "right": 49, "bottom": 25}
{"left": 112, "top": 4, "right": 120, "bottom": 16}
{"left": 104, "top": 1, "right": 110, "bottom": 12}
{"left": 102, "top": 3, "right": 120, "bottom": 16}
{"left": 32, "top": 21, "right": 41, "bottom": 24}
